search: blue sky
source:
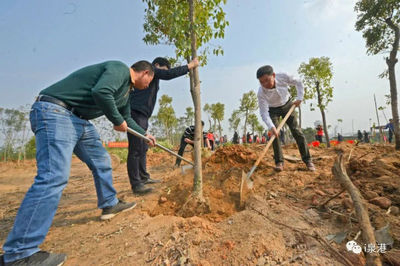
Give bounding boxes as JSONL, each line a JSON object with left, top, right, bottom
{"left": 0, "top": 0, "right": 398, "bottom": 136}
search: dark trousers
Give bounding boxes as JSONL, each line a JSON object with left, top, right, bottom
{"left": 316, "top": 135, "right": 323, "bottom": 143}
{"left": 127, "top": 110, "right": 150, "bottom": 189}
{"left": 389, "top": 131, "right": 393, "bottom": 143}
{"left": 175, "top": 136, "right": 193, "bottom": 166}
{"left": 269, "top": 101, "right": 311, "bottom": 164}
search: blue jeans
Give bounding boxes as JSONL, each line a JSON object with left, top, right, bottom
{"left": 2, "top": 101, "right": 118, "bottom": 263}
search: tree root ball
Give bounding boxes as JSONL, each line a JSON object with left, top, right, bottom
{"left": 177, "top": 195, "right": 211, "bottom": 218}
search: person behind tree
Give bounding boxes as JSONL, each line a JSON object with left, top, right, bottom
{"left": 207, "top": 131, "right": 215, "bottom": 150}
{"left": 385, "top": 118, "right": 394, "bottom": 143}
{"left": 363, "top": 130, "right": 370, "bottom": 143}
{"left": 261, "top": 135, "right": 266, "bottom": 144}
{"left": 127, "top": 57, "right": 199, "bottom": 195}
{"left": 233, "top": 131, "right": 239, "bottom": 144}
{"left": 315, "top": 124, "right": 323, "bottom": 143}
{"left": 357, "top": 130, "right": 363, "bottom": 142}
{"left": 337, "top": 133, "right": 344, "bottom": 142}
{"left": 174, "top": 121, "right": 210, "bottom": 167}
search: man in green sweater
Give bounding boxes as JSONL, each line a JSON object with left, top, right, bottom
{"left": 1, "top": 60, "right": 156, "bottom": 266}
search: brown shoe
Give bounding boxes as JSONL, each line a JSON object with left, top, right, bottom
{"left": 306, "top": 162, "right": 316, "bottom": 171}
{"left": 274, "top": 162, "right": 284, "bottom": 172}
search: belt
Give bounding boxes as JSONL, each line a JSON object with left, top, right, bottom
{"left": 36, "top": 95, "right": 87, "bottom": 119}
{"left": 269, "top": 99, "right": 292, "bottom": 110}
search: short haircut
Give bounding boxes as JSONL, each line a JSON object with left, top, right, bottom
{"left": 201, "top": 121, "right": 205, "bottom": 126}
{"left": 152, "top": 57, "right": 171, "bottom": 69}
{"left": 131, "top": 60, "right": 154, "bottom": 75}
{"left": 256, "top": 65, "right": 274, "bottom": 79}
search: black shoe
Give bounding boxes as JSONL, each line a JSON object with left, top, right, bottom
{"left": 3, "top": 251, "right": 67, "bottom": 266}
{"left": 143, "top": 178, "right": 161, "bottom": 184}
{"left": 100, "top": 199, "right": 136, "bottom": 220}
{"left": 132, "top": 184, "right": 153, "bottom": 195}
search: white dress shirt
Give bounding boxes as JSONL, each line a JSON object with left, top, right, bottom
{"left": 257, "top": 72, "right": 304, "bottom": 130}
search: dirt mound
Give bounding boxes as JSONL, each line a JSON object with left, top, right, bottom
{"left": 150, "top": 145, "right": 270, "bottom": 221}
{"left": 207, "top": 144, "right": 260, "bottom": 168}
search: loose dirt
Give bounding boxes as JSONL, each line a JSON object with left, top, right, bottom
{"left": 1, "top": 143, "right": 399, "bottom": 265}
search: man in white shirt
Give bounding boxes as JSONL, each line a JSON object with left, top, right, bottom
{"left": 256, "top": 65, "right": 315, "bottom": 172}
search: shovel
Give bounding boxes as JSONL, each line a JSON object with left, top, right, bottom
{"left": 127, "top": 127, "right": 194, "bottom": 167}
{"left": 240, "top": 104, "right": 296, "bottom": 207}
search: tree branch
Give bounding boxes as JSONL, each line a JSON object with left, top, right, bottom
{"left": 332, "top": 154, "right": 382, "bottom": 266}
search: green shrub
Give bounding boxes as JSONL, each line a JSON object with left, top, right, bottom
{"left": 152, "top": 140, "right": 173, "bottom": 153}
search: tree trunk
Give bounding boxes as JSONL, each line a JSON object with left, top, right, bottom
{"left": 316, "top": 81, "right": 330, "bottom": 147}
{"left": 218, "top": 120, "right": 222, "bottom": 139}
{"left": 243, "top": 110, "right": 248, "bottom": 143}
{"left": 332, "top": 154, "right": 382, "bottom": 266}
{"left": 385, "top": 18, "right": 400, "bottom": 150}
{"left": 189, "top": 0, "right": 203, "bottom": 199}
{"left": 374, "top": 94, "right": 384, "bottom": 143}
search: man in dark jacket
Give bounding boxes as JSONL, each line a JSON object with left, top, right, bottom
{"left": 1, "top": 60, "right": 156, "bottom": 266}
{"left": 174, "top": 121, "right": 210, "bottom": 167}
{"left": 127, "top": 57, "right": 198, "bottom": 195}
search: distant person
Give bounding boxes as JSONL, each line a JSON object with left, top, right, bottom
{"left": 247, "top": 132, "right": 252, "bottom": 143}
{"left": 214, "top": 133, "right": 220, "bottom": 146}
{"left": 127, "top": 57, "right": 199, "bottom": 195}
{"left": 1, "top": 60, "right": 156, "bottom": 265}
{"left": 233, "top": 131, "right": 239, "bottom": 144}
{"left": 256, "top": 65, "right": 315, "bottom": 172}
{"left": 315, "top": 125, "right": 323, "bottom": 143}
{"left": 174, "top": 121, "right": 210, "bottom": 167}
{"left": 207, "top": 131, "right": 215, "bottom": 150}
{"left": 385, "top": 119, "right": 394, "bottom": 143}
{"left": 261, "top": 135, "right": 267, "bottom": 144}
{"left": 242, "top": 134, "right": 246, "bottom": 144}
{"left": 337, "top": 133, "right": 344, "bottom": 142}
{"left": 363, "top": 130, "right": 370, "bottom": 143}
{"left": 357, "top": 130, "right": 363, "bottom": 142}
{"left": 253, "top": 134, "right": 257, "bottom": 143}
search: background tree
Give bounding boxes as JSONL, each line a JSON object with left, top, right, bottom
{"left": 355, "top": 0, "right": 400, "bottom": 149}
{"left": 238, "top": 90, "right": 258, "bottom": 142}
{"left": 247, "top": 113, "right": 259, "bottom": 135}
{"left": 142, "top": 0, "right": 228, "bottom": 199}
{"left": 0, "top": 107, "right": 31, "bottom": 162}
{"left": 298, "top": 57, "right": 334, "bottom": 147}
{"left": 156, "top": 95, "right": 178, "bottom": 144}
{"left": 303, "top": 127, "right": 317, "bottom": 143}
{"left": 336, "top": 118, "right": 343, "bottom": 136}
{"left": 255, "top": 124, "right": 265, "bottom": 139}
{"left": 210, "top": 102, "right": 225, "bottom": 137}
{"left": 203, "top": 103, "right": 213, "bottom": 131}
{"left": 228, "top": 109, "right": 241, "bottom": 133}
{"left": 92, "top": 116, "right": 124, "bottom": 142}
{"left": 184, "top": 106, "right": 195, "bottom": 125}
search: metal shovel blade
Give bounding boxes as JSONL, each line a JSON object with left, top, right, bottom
{"left": 181, "top": 164, "right": 194, "bottom": 174}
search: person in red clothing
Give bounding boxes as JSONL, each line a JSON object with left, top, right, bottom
{"left": 261, "top": 135, "right": 266, "bottom": 144}
{"left": 256, "top": 135, "right": 260, "bottom": 144}
{"left": 316, "top": 125, "right": 323, "bottom": 143}
{"left": 207, "top": 131, "right": 215, "bottom": 150}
